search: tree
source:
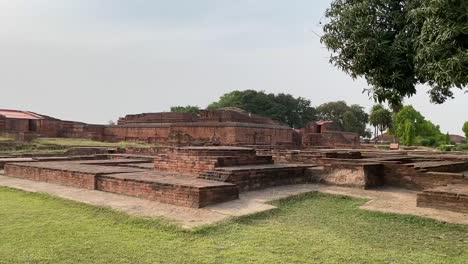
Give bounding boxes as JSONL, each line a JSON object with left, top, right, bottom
{"left": 445, "top": 132, "right": 451, "bottom": 145}
{"left": 321, "top": 0, "right": 468, "bottom": 105}
{"left": 170, "top": 105, "right": 201, "bottom": 115}
{"left": 369, "top": 104, "right": 393, "bottom": 142}
{"left": 402, "top": 120, "right": 416, "bottom": 146}
{"left": 393, "top": 105, "right": 444, "bottom": 146}
{"left": 463, "top": 122, "right": 468, "bottom": 140}
{"left": 208, "top": 90, "right": 317, "bottom": 128}
{"left": 316, "top": 101, "right": 369, "bottom": 137}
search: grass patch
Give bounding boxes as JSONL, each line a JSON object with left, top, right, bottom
{"left": 0, "top": 136, "right": 14, "bottom": 142}
{"left": 32, "top": 138, "right": 152, "bottom": 148}
{"left": 0, "top": 188, "right": 466, "bottom": 263}
{"left": 0, "top": 138, "right": 153, "bottom": 155}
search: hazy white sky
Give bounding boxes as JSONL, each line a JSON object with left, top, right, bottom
{"left": 1, "top": 0, "right": 466, "bottom": 134}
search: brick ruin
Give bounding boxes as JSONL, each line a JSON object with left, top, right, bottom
{"left": 301, "top": 121, "right": 360, "bottom": 148}
{"left": 0, "top": 108, "right": 359, "bottom": 148}
{"left": 1, "top": 109, "right": 465, "bottom": 215}
{"left": 1, "top": 147, "right": 467, "bottom": 213}
{"left": 2, "top": 147, "right": 316, "bottom": 207}
{"left": 106, "top": 109, "right": 294, "bottom": 146}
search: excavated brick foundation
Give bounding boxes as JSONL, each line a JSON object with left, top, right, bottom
{"left": 417, "top": 184, "right": 468, "bottom": 214}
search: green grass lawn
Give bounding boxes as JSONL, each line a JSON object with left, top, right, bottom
{"left": 0, "top": 188, "right": 466, "bottom": 264}
{"left": 0, "top": 136, "right": 13, "bottom": 142}
{"left": 32, "top": 138, "right": 152, "bottom": 148}
{"left": 0, "top": 138, "right": 153, "bottom": 155}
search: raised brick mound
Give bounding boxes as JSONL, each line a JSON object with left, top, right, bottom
{"left": 155, "top": 146, "right": 273, "bottom": 174}
{"left": 4, "top": 160, "right": 238, "bottom": 208}
{"left": 200, "top": 164, "right": 312, "bottom": 191}
{"left": 417, "top": 184, "right": 468, "bottom": 214}
{"left": 97, "top": 171, "right": 238, "bottom": 208}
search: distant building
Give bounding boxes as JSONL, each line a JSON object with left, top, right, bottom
{"left": 449, "top": 134, "right": 466, "bottom": 144}
{"left": 301, "top": 121, "right": 360, "bottom": 148}
{"left": 372, "top": 132, "right": 398, "bottom": 144}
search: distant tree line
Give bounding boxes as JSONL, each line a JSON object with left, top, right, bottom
{"left": 171, "top": 90, "right": 466, "bottom": 148}
{"left": 171, "top": 90, "right": 369, "bottom": 136}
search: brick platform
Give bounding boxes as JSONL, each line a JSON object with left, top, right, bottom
{"left": 4, "top": 162, "right": 144, "bottom": 189}
{"left": 200, "top": 164, "right": 312, "bottom": 191}
{"left": 417, "top": 185, "right": 468, "bottom": 214}
{"left": 4, "top": 160, "right": 238, "bottom": 208}
{"left": 155, "top": 147, "right": 273, "bottom": 174}
{"left": 97, "top": 172, "right": 238, "bottom": 208}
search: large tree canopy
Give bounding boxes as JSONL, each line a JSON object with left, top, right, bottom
{"left": 170, "top": 105, "right": 201, "bottom": 115}
{"left": 208, "top": 90, "right": 317, "bottom": 128}
{"left": 321, "top": 0, "right": 468, "bottom": 105}
{"left": 316, "top": 101, "right": 370, "bottom": 137}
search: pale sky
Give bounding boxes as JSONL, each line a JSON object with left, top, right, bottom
{"left": 1, "top": 0, "right": 466, "bottom": 134}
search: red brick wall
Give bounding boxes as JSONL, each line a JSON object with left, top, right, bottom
{"left": 417, "top": 188, "right": 468, "bottom": 214}
{"left": 104, "top": 123, "right": 293, "bottom": 146}
{"left": 0, "top": 116, "right": 5, "bottom": 131}
{"left": 302, "top": 132, "right": 360, "bottom": 148}
{"left": 96, "top": 176, "right": 239, "bottom": 208}
{"left": 4, "top": 164, "right": 96, "bottom": 189}
{"left": 5, "top": 119, "right": 29, "bottom": 132}
{"left": 202, "top": 166, "right": 310, "bottom": 191}
{"left": 383, "top": 163, "right": 466, "bottom": 190}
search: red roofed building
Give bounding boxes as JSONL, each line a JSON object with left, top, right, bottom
{"left": 0, "top": 109, "right": 46, "bottom": 133}
{"left": 0, "top": 109, "right": 105, "bottom": 141}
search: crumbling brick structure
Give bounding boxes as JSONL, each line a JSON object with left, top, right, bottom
{"left": 301, "top": 121, "right": 360, "bottom": 148}
{"left": 1, "top": 108, "right": 361, "bottom": 148}
{"left": 105, "top": 108, "right": 294, "bottom": 146}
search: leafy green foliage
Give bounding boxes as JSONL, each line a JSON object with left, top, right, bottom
{"left": 463, "top": 121, "right": 468, "bottom": 139}
{"left": 411, "top": 0, "right": 468, "bottom": 103}
{"left": 321, "top": 0, "right": 468, "bottom": 105}
{"left": 208, "top": 90, "right": 317, "bottom": 128}
{"left": 316, "top": 101, "right": 370, "bottom": 137}
{"left": 393, "top": 105, "right": 445, "bottom": 146}
{"left": 170, "top": 105, "right": 201, "bottom": 115}
{"left": 402, "top": 120, "right": 416, "bottom": 146}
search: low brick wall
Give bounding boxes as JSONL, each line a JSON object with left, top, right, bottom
{"left": 4, "top": 163, "right": 96, "bottom": 189}
{"left": 201, "top": 165, "right": 311, "bottom": 191}
{"left": 383, "top": 163, "right": 466, "bottom": 190}
{"left": 417, "top": 185, "right": 468, "bottom": 214}
{"left": 310, "top": 163, "right": 384, "bottom": 189}
{"left": 96, "top": 174, "right": 239, "bottom": 208}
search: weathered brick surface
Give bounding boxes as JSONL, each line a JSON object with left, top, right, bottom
{"left": 383, "top": 163, "right": 466, "bottom": 190}
{"left": 417, "top": 185, "right": 468, "bottom": 214}
{"left": 96, "top": 172, "right": 239, "bottom": 208}
{"left": 3, "top": 159, "right": 238, "bottom": 208}
{"left": 104, "top": 122, "right": 293, "bottom": 146}
{"left": 4, "top": 162, "right": 144, "bottom": 189}
{"left": 311, "top": 163, "right": 384, "bottom": 189}
{"left": 4, "top": 163, "right": 97, "bottom": 189}
{"left": 200, "top": 164, "right": 312, "bottom": 191}
{"left": 155, "top": 147, "right": 273, "bottom": 174}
